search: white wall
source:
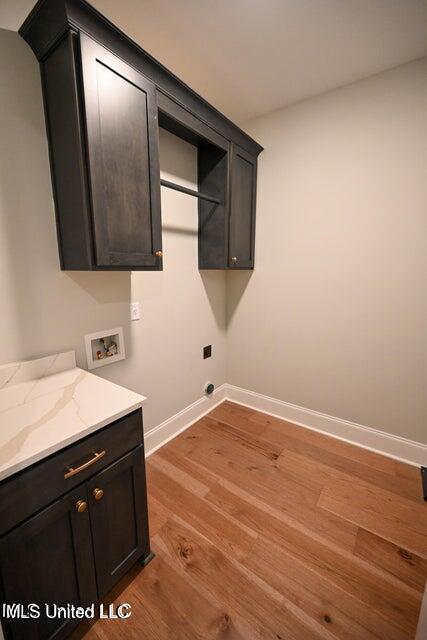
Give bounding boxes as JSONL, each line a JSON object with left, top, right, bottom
{"left": 1, "top": 27, "right": 426, "bottom": 448}
{"left": 0, "top": 28, "right": 226, "bottom": 432}
{"left": 228, "top": 57, "right": 427, "bottom": 444}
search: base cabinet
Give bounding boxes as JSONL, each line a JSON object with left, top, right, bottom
{"left": 88, "top": 447, "right": 150, "bottom": 597}
{"left": 0, "top": 487, "right": 97, "bottom": 640}
{"left": 0, "top": 415, "right": 151, "bottom": 640}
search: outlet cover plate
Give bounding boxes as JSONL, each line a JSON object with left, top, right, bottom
{"left": 130, "top": 302, "right": 140, "bottom": 321}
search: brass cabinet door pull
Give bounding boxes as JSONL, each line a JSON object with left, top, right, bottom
{"left": 93, "top": 487, "right": 104, "bottom": 501}
{"left": 75, "top": 500, "right": 87, "bottom": 513}
{"left": 64, "top": 450, "right": 106, "bottom": 479}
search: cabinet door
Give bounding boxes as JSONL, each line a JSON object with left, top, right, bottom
{"left": 80, "top": 34, "right": 162, "bottom": 269}
{"left": 87, "top": 446, "right": 150, "bottom": 597}
{"left": 229, "top": 144, "right": 257, "bottom": 269}
{"left": 0, "top": 487, "right": 97, "bottom": 640}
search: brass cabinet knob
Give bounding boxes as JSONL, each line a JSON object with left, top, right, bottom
{"left": 75, "top": 500, "right": 87, "bottom": 513}
{"left": 93, "top": 487, "right": 104, "bottom": 501}
{"left": 231, "top": 256, "right": 238, "bottom": 263}
{"left": 155, "top": 250, "right": 163, "bottom": 257}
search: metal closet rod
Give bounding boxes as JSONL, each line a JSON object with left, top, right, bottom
{"left": 160, "top": 179, "right": 220, "bottom": 205}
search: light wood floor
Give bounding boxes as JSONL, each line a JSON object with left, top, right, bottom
{"left": 73, "top": 401, "right": 427, "bottom": 640}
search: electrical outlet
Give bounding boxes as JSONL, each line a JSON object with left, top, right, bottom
{"left": 203, "top": 345, "right": 212, "bottom": 359}
{"left": 130, "top": 301, "right": 140, "bottom": 321}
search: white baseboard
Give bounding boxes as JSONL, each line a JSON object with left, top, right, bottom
{"left": 225, "top": 384, "right": 426, "bottom": 468}
{"left": 144, "top": 383, "right": 227, "bottom": 457}
{"left": 143, "top": 382, "right": 425, "bottom": 468}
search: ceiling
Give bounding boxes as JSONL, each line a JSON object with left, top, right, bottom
{"left": 2, "top": 0, "right": 427, "bottom": 123}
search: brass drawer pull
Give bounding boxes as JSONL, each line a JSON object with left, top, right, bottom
{"left": 64, "top": 450, "right": 106, "bottom": 479}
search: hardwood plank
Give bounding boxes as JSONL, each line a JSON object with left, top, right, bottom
{"left": 318, "top": 476, "right": 427, "bottom": 557}
{"left": 146, "top": 462, "right": 257, "bottom": 561}
{"left": 261, "top": 424, "right": 421, "bottom": 502}
{"left": 276, "top": 447, "right": 426, "bottom": 549}
{"left": 238, "top": 405, "right": 422, "bottom": 501}
{"left": 131, "top": 549, "right": 246, "bottom": 639}
{"left": 218, "top": 404, "right": 424, "bottom": 500}
{"left": 154, "top": 444, "right": 221, "bottom": 489}
{"left": 164, "top": 424, "right": 357, "bottom": 551}
{"left": 395, "top": 463, "right": 421, "bottom": 481}
{"left": 162, "top": 417, "right": 322, "bottom": 509}
{"left": 70, "top": 563, "right": 179, "bottom": 640}
{"left": 155, "top": 514, "right": 327, "bottom": 640}
{"left": 200, "top": 415, "right": 283, "bottom": 461}
{"left": 354, "top": 529, "right": 427, "bottom": 592}
{"left": 245, "top": 536, "right": 412, "bottom": 640}
{"left": 147, "top": 448, "right": 212, "bottom": 497}
{"left": 147, "top": 494, "right": 170, "bottom": 537}
{"left": 222, "top": 401, "right": 396, "bottom": 475}
{"left": 69, "top": 623, "right": 102, "bottom": 640}
{"left": 209, "top": 402, "right": 268, "bottom": 437}
{"left": 206, "top": 480, "right": 420, "bottom": 638}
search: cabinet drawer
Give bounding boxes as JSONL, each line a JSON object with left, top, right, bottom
{"left": 0, "top": 409, "right": 143, "bottom": 537}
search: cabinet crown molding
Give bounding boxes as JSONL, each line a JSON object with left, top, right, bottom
{"left": 19, "top": 0, "right": 263, "bottom": 157}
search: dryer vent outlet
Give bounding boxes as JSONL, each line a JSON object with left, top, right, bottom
{"left": 205, "top": 383, "right": 215, "bottom": 396}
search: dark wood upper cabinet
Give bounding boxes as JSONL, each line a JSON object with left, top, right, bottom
{"left": 79, "top": 35, "right": 162, "bottom": 269}
{"left": 0, "top": 486, "right": 97, "bottom": 640}
{"left": 20, "top": 0, "right": 262, "bottom": 271}
{"left": 41, "top": 31, "right": 162, "bottom": 271}
{"left": 197, "top": 142, "right": 257, "bottom": 270}
{"left": 229, "top": 145, "right": 257, "bottom": 269}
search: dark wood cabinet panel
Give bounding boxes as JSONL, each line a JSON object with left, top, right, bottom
{"left": 198, "top": 143, "right": 230, "bottom": 269}
{"left": 41, "top": 32, "right": 94, "bottom": 270}
{"left": 0, "top": 487, "right": 97, "bottom": 640}
{"left": 80, "top": 35, "right": 162, "bottom": 269}
{"left": 229, "top": 145, "right": 257, "bottom": 269}
{"left": 87, "top": 446, "right": 150, "bottom": 597}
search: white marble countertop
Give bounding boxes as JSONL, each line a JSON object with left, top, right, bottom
{"left": 0, "top": 351, "right": 146, "bottom": 482}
